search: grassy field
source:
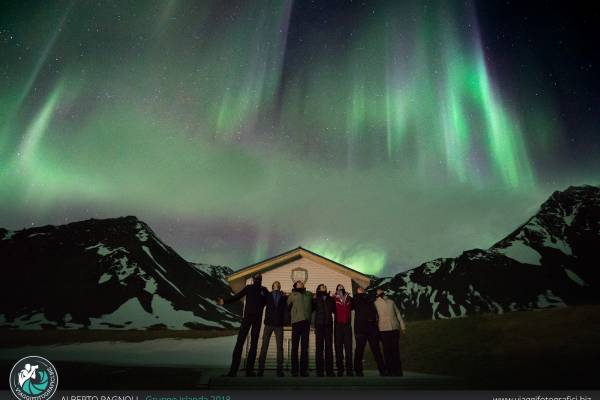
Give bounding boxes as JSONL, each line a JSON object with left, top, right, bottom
{"left": 364, "top": 304, "right": 600, "bottom": 389}
{"left": 0, "top": 328, "right": 238, "bottom": 347}
{"left": 2, "top": 305, "right": 599, "bottom": 389}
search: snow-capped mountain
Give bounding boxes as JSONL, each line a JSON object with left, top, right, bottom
{"left": 373, "top": 185, "right": 600, "bottom": 321}
{"left": 0, "top": 216, "right": 241, "bottom": 330}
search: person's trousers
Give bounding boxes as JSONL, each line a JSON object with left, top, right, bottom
{"left": 229, "top": 316, "right": 262, "bottom": 374}
{"left": 354, "top": 329, "right": 386, "bottom": 375}
{"left": 291, "top": 320, "right": 310, "bottom": 375}
{"left": 257, "top": 325, "right": 284, "bottom": 372}
{"left": 315, "top": 322, "right": 334, "bottom": 375}
{"left": 380, "top": 329, "right": 402, "bottom": 375}
{"left": 334, "top": 322, "right": 353, "bottom": 373}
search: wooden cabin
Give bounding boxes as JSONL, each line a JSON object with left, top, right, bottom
{"left": 225, "top": 246, "right": 372, "bottom": 371}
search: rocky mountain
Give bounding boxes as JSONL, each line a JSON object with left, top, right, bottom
{"left": 0, "top": 216, "right": 241, "bottom": 330}
{"left": 373, "top": 185, "right": 600, "bottom": 321}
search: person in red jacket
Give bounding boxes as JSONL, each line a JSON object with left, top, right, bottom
{"left": 334, "top": 283, "right": 354, "bottom": 376}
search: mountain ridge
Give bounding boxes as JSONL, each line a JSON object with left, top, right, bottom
{"left": 372, "top": 184, "right": 600, "bottom": 320}
{"left": 0, "top": 215, "right": 241, "bottom": 330}
{"left": 2, "top": 184, "right": 598, "bottom": 327}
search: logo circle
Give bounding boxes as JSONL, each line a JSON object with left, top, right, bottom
{"left": 9, "top": 356, "right": 58, "bottom": 400}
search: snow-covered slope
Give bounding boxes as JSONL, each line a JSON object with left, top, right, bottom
{"left": 0, "top": 216, "right": 241, "bottom": 330}
{"left": 373, "top": 185, "right": 600, "bottom": 321}
{"left": 189, "top": 263, "right": 234, "bottom": 286}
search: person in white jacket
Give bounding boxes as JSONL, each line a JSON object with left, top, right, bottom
{"left": 374, "top": 288, "right": 406, "bottom": 376}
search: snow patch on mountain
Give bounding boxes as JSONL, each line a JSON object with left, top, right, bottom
{"left": 496, "top": 240, "right": 541, "bottom": 266}
{"left": 89, "top": 296, "right": 226, "bottom": 329}
{"left": 564, "top": 269, "right": 586, "bottom": 286}
{"left": 2, "top": 230, "right": 15, "bottom": 240}
{"left": 142, "top": 245, "right": 167, "bottom": 273}
{"left": 27, "top": 232, "right": 50, "bottom": 238}
{"left": 0, "top": 215, "right": 241, "bottom": 330}
{"left": 543, "top": 236, "right": 572, "bottom": 256}
{"left": 135, "top": 223, "right": 149, "bottom": 242}
{"left": 86, "top": 242, "right": 128, "bottom": 257}
{"left": 190, "top": 263, "right": 234, "bottom": 285}
{"left": 10, "top": 312, "right": 53, "bottom": 330}
{"left": 423, "top": 260, "right": 443, "bottom": 275}
{"left": 536, "top": 290, "right": 566, "bottom": 308}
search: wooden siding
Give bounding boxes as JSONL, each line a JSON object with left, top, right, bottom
{"left": 250, "top": 255, "right": 353, "bottom": 294}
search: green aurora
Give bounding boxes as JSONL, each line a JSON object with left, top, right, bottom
{"left": 1, "top": 1, "right": 598, "bottom": 275}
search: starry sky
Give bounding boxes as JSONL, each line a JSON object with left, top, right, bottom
{"left": 1, "top": 0, "right": 599, "bottom": 276}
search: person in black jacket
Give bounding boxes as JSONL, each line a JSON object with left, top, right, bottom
{"left": 257, "top": 281, "right": 287, "bottom": 377}
{"left": 217, "top": 273, "right": 269, "bottom": 377}
{"left": 313, "top": 283, "right": 336, "bottom": 377}
{"left": 353, "top": 286, "right": 386, "bottom": 376}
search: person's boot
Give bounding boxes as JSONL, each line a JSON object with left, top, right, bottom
{"left": 224, "top": 370, "right": 237, "bottom": 378}
{"left": 337, "top": 370, "right": 344, "bottom": 377}
{"left": 257, "top": 370, "right": 264, "bottom": 377}
{"left": 326, "top": 370, "right": 336, "bottom": 377}
{"left": 346, "top": 370, "right": 354, "bottom": 377}
{"left": 291, "top": 370, "right": 298, "bottom": 377}
{"left": 245, "top": 370, "right": 256, "bottom": 377}
{"left": 356, "top": 371, "right": 364, "bottom": 377}
{"left": 277, "top": 370, "right": 285, "bottom": 377}
{"left": 300, "top": 370, "right": 309, "bottom": 377}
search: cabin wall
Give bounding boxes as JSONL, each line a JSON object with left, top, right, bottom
{"left": 242, "top": 255, "right": 356, "bottom": 371}
{"left": 245, "top": 256, "right": 353, "bottom": 294}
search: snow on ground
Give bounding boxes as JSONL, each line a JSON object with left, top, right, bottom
{"left": 10, "top": 312, "right": 54, "bottom": 329}
{"left": 0, "top": 336, "right": 237, "bottom": 367}
{"left": 536, "top": 290, "right": 566, "bottom": 308}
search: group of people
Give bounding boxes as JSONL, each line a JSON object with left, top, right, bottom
{"left": 217, "top": 273, "right": 405, "bottom": 378}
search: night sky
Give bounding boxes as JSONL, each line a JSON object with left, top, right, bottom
{"left": 1, "top": 0, "right": 599, "bottom": 276}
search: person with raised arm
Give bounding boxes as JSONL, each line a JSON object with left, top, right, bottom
{"left": 353, "top": 286, "right": 386, "bottom": 376}
{"left": 334, "top": 283, "right": 354, "bottom": 376}
{"left": 217, "top": 273, "right": 269, "bottom": 377}
{"left": 286, "top": 280, "right": 313, "bottom": 377}
{"left": 257, "top": 281, "right": 287, "bottom": 377}
{"left": 374, "top": 287, "right": 406, "bottom": 376}
{"left": 313, "top": 283, "right": 336, "bottom": 377}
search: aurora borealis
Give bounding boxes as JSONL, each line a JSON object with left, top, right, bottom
{"left": 1, "top": 1, "right": 599, "bottom": 275}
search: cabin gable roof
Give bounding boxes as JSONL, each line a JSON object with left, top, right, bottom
{"left": 226, "top": 246, "right": 372, "bottom": 290}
